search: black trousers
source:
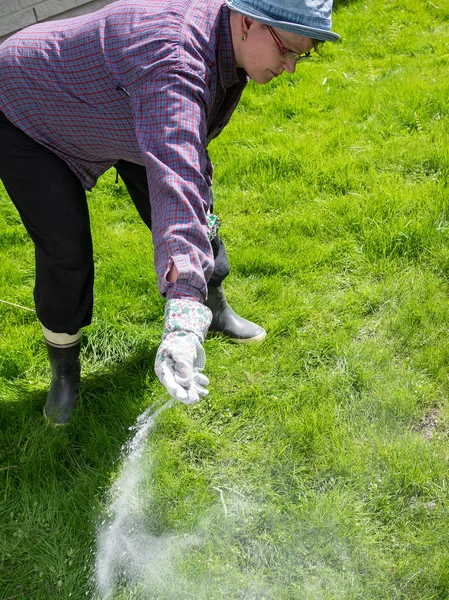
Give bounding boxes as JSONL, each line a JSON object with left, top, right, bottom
{"left": 0, "top": 112, "right": 229, "bottom": 334}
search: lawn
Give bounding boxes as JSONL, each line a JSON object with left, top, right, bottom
{"left": 1, "top": 0, "right": 449, "bottom": 598}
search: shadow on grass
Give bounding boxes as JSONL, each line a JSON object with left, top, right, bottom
{"left": 0, "top": 345, "right": 162, "bottom": 599}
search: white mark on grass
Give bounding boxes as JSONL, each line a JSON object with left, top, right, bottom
{"left": 94, "top": 396, "right": 188, "bottom": 599}
{"left": 93, "top": 398, "right": 367, "bottom": 599}
{"left": 92, "top": 397, "right": 271, "bottom": 599}
{"left": 211, "top": 486, "right": 228, "bottom": 518}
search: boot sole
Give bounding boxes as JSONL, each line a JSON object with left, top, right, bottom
{"left": 43, "top": 406, "right": 67, "bottom": 426}
{"left": 208, "top": 329, "right": 267, "bottom": 345}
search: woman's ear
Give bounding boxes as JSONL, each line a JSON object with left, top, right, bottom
{"left": 229, "top": 12, "right": 257, "bottom": 66}
{"left": 242, "top": 15, "right": 256, "bottom": 35}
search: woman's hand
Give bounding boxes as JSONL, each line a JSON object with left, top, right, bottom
{"left": 154, "top": 299, "right": 212, "bottom": 403}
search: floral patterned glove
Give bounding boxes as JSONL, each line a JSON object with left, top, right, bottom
{"left": 207, "top": 211, "right": 221, "bottom": 241}
{"left": 155, "top": 299, "right": 212, "bottom": 404}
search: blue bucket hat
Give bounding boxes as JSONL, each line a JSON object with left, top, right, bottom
{"left": 224, "top": 0, "right": 340, "bottom": 42}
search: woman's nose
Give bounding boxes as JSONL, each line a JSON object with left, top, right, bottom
{"left": 282, "top": 58, "right": 297, "bottom": 74}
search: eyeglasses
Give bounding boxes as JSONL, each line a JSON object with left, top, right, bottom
{"left": 267, "top": 26, "right": 311, "bottom": 63}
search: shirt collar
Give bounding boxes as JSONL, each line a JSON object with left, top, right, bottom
{"left": 217, "top": 4, "right": 249, "bottom": 89}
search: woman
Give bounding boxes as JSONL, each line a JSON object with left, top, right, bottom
{"left": 0, "top": 0, "right": 339, "bottom": 423}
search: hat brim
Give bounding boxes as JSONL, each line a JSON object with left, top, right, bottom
{"left": 224, "top": 0, "right": 340, "bottom": 42}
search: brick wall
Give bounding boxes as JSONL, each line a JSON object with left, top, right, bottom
{"left": 0, "top": 0, "right": 114, "bottom": 42}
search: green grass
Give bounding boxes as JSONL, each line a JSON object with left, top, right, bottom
{"left": 1, "top": 0, "right": 449, "bottom": 597}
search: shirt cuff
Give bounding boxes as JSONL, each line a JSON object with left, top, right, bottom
{"left": 164, "top": 281, "right": 205, "bottom": 303}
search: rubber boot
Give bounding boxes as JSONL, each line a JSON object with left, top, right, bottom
{"left": 204, "top": 284, "right": 266, "bottom": 344}
{"left": 43, "top": 341, "right": 81, "bottom": 425}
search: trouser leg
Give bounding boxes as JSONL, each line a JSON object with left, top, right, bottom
{"left": 114, "top": 159, "right": 230, "bottom": 285}
{"left": 0, "top": 112, "right": 94, "bottom": 334}
{"left": 0, "top": 112, "right": 90, "bottom": 422}
{"left": 208, "top": 236, "right": 230, "bottom": 287}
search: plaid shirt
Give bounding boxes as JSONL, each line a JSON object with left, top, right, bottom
{"left": 0, "top": 0, "right": 248, "bottom": 302}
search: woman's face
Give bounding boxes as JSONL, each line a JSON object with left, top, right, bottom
{"left": 232, "top": 17, "right": 315, "bottom": 84}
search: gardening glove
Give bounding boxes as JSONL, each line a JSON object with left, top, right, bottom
{"left": 155, "top": 299, "right": 212, "bottom": 404}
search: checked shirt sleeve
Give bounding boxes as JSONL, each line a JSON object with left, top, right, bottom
{"left": 129, "top": 64, "right": 214, "bottom": 303}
